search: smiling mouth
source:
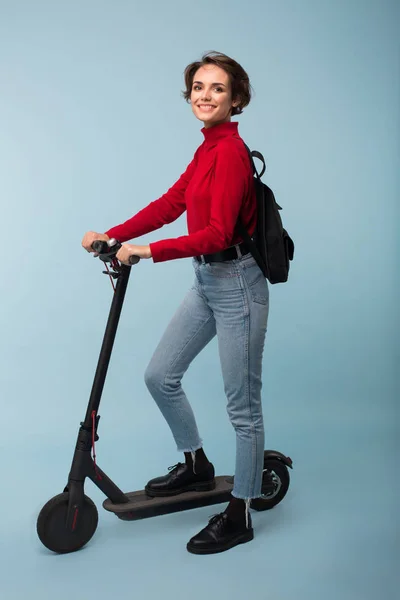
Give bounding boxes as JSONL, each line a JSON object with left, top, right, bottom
{"left": 198, "top": 105, "right": 216, "bottom": 111}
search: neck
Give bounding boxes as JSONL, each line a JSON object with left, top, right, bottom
{"left": 202, "top": 116, "right": 232, "bottom": 129}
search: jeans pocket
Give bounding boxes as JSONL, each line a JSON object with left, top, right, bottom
{"left": 240, "top": 262, "right": 269, "bottom": 305}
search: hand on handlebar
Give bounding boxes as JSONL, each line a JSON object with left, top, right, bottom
{"left": 115, "top": 243, "right": 152, "bottom": 265}
{"left": 82, "top": 231, "right": 110, "bottom": 252}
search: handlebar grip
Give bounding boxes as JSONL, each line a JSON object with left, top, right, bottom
{"left": 128, "top": 255, "right": 140, "bottom": 266}
{"left": 91, "top": 240, "right": 110, "bottom": 254}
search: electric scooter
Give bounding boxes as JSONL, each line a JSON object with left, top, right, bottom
{"left": 36, "top": 239, "right": 293, "bottom": 554}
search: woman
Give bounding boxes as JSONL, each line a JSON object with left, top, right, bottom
{"left": 81, "top": 51, "right": 269, "bottom": 555}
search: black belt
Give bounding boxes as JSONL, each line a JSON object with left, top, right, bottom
{"left": 195, "top": 242, "right": 250, "bottom": 264}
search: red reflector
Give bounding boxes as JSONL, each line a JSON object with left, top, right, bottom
{"left": 72, "top": 508, "right": 79, "bottom": 531}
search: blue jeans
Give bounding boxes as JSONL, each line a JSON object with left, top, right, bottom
{"left": 144, "top": 250, "right": 269, "bottom": 499}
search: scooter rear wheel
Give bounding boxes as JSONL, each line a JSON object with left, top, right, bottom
{"left": 37, "top": 492, "right": 98, "bottom": 553}
{"left": 251, "top": 458, "right": 290, "bottom": 511}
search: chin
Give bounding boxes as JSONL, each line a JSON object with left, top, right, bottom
{"left": 193, "top": 107, "right": 218, "bottom": 124}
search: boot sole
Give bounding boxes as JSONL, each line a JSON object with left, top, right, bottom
{"left": 145, "top": 479, "right": 216, "bottom": 498}
{"left": 186, "top": 528, "right": 254, "bottom": 555}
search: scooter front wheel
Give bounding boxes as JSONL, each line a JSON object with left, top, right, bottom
{"left": 37, "top": 492, "right": 98, "bottom": 553}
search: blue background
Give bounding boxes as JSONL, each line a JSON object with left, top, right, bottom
{"left": 0, "top": 0, "right": 398, "bottom": 598}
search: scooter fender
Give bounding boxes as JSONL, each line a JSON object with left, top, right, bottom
{"left": 264, "top": 450, "right": 293, "bottom": 469}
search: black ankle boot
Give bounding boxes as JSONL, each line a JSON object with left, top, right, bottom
{"left": 145, "top": 461, "right": 215, "bottom": 497}
{"left": 186, "top": 510, "right": 253, "bottom": 555}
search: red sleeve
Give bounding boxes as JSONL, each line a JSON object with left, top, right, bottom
{"left": 149, "top": 141, "right": 248, "bottom": 262}
{"left": 104, "top": 152, "right": 198, "bottom": 243}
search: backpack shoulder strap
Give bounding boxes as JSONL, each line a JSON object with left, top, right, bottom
{"left": 237, "top": 142, "right": 268, "bottom": 275}
{"left": 243, "top": 143, "right": 266, "bottom": 178}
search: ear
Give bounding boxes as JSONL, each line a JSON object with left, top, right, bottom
{"left": 232, "top": 96, "right": 240, "bottom": 108}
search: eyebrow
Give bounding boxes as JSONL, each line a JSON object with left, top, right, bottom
{"left": 193, "top": 81, "right": 227, "bottom": 87}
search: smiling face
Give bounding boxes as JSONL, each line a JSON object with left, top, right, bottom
{"left": 190, "top": 64, "right": 240, "bottom": 128}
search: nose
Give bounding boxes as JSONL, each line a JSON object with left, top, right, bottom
{"left": 200, "top": 90, "right": 212, "bottom": 102}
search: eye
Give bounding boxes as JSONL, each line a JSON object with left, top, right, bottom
{"left": 215, "top": 87, "right": 224, "bottom": 92}
{"left": 193, "top": 84, "right": 201, "bottom": 91}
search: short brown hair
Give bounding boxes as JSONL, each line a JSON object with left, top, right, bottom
{"left": 182, "top": 51, "right": 252, "bottom": 116}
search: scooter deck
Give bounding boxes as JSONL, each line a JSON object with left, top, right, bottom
{"left": 102, "top": 475, "right": 234, "bottom": 521}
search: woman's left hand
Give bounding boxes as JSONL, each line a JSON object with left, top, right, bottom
{"left": 116, "top": 244, "right": 152, "bottom": 265}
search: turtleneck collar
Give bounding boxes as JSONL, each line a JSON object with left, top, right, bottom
{"left": 201, "top": 121, "right": 239, "bottom": 143}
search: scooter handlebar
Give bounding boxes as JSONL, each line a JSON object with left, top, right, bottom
{"left": 91, "top": 239, "right": 140, "bottom": 265}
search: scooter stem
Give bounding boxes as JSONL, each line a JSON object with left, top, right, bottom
{"left": 83, "top": 263, "right": 131, "bottom": 427}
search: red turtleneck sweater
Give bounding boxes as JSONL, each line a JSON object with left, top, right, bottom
{"left": 105, "top": 121, "right": 256, "bottom": 262}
